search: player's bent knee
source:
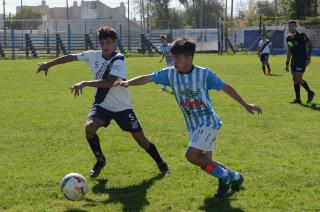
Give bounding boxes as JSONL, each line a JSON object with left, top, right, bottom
{"left": 85, "top": 121, "right": 99, "bottom": 139}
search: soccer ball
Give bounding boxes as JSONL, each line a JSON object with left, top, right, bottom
{"left": 60, "top": 173, "right": 88, "bottom": 201}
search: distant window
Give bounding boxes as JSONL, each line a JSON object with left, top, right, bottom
{"left": 90, "top": 2, "right": 97, "bottom": 9}
{"left": 109, "top": 16, "right": 113, "bottom": 20}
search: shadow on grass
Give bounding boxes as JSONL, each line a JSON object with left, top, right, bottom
{"left": 198, "top": 188, "right": 245, "bottom": 212}
{"left": 64, "top": 209, "right": 90, "bottom": 212}
{"left": 300, "top": 103, "right": 320, "bottom": 112}
{"left": 84, "top": 174, "right": 164, "bottom": 211}
{"left": 267, "top": 73, "right": 283, "bottom": 77}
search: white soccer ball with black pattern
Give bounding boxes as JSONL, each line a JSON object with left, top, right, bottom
{"left": 60, "top": 173, "right": 88, "bottom": 201}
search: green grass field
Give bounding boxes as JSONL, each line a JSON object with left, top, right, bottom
{"left": 0, "top": 54, "right": 319, "bottom": 212}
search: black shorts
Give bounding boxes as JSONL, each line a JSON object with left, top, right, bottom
{"left": 260, "top": 53, "right": 269, "bottom": 62}
{"left": 88, "top": 105, "right": 142, "bottom": 132}
{"left": 291, "top": 58, "right": 307, "bottom": 73}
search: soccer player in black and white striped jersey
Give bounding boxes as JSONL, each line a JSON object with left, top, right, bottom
{"left": 37, "top": 27, "right": 169, "bottom": 178}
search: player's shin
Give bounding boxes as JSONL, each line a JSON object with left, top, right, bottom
{"left": 146, "top": 142, "right": 169, "bottom": 174}
{"left": 203, "top": 162, "right": 230, "bottom": 183}
{"left": 146, "top": 142, "right": 165, "bottom": 165}
{"left": 87, "top": 134, "right": 105, "bottom": 161}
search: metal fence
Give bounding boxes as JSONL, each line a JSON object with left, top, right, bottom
{"left": 1, "top": 19, "right": 320, "bottom": 59}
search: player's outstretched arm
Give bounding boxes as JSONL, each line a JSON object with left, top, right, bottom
{"left": 159, "top": 55, "right": 164, "bottom": 63}
{"left": 222, "top": 83, "right": 262, "bottom": 114}
{"left": 113, "top": 75, "right": 153, "bottom": 87}
{"left": 36, "top": 54, "right": 78, "bottom": 76}
{"left": 70, "top": 75, "right": 118, "bottom": 97}
{"left": 306, "top": 39, "right": 313, "bottom": 66}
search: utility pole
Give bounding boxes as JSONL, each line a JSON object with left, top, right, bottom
{"left": 142, "top": 0, "right": 145, "bottom": 32}
{"left": 225, "top": 0, "right": 228, "bottom": 21}
{"left": 200, "top": 0, "right": 203, "bottom": 28}
{"left": 225, "top": 0, "right": 228, "bottom": 52}
{"left": 231, "top": 0, "right": 234, "bottom": 20}
{"left": 127, "top": 0, "right": 131, "bottom": 50}
{"left": 3, "top": 0, "right": 6, "bottom": 47}
{"left": 66, "top": 0, "right": 71, "bottom": 54}
{"left": 21, "top": 0, "right": 23, "bottom": 49}
{"left": 146, "top": 0, "right": 149, "bottom": 33}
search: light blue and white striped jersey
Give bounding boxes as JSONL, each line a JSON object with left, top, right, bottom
{"left": 159, "top": 43, "right": 173, "bottom": 65}
{"left": 151, "top": 66, "right": 224, "bottom": 132}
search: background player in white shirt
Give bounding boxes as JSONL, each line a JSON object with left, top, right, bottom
{"left": 114, "top": 38, "right": 262, "bottom": 198}
{"left": 36, "top": 27, "right": 169, "bottom": 178}
{"left": 258, "top": 33, "right": 274, "bottom": 75}
{"left": 159, "top": 34, "right": 173, "bottom": 92}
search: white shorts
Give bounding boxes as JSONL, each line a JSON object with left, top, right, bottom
{"left": 188, "top": 126, "right": 218, "bottom": 152}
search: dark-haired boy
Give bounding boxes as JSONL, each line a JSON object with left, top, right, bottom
{"left": 37, "top": 27, "right": 169, "bottom": 178}
{"left": 159, "top": 34, "right": 173, "bottom": 92}
{"left": 258, "top": 33, "right": 274, "bottom": 75}
{"left": 285, "top": 20, "right": 315, "bottom": 104}
{"left": 114, "top": 38, "right": 262, "bottom": 197}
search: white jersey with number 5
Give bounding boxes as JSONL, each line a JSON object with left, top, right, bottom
{"left": 77, "top": 50, "right": 132, "bottom": 112}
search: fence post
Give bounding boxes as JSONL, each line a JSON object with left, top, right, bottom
{"left": 217, "top": 18, "right": 221, "bottom": 55}
{"left": 11, "top": 29, "right": 15, "bottom": 60}
{"left": 25, "top": 34, "right": 29, "bottom": 57}
{"left": 46, "top": 29, "right": 50, "bottom": 54}
{"left": 67, "top": 24, "right": 71, "bottom": 54}
{"left": 119, "top": 24, "right": 122, "bottom": 45}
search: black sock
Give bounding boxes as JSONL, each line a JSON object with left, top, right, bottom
{"left": 301, "top": 81, "right": 312, "bottom": 93}
{"left": 146, "top": 143, "right": 164, "bottom": 165}
{"left": 87, "top": 134, "right": 105, "bottom": 161}
{"left": 294, "top": 83, "right": 301, "bottom": 100}
{"left": 262, "top": 66, "right": 266, "bottom": 73}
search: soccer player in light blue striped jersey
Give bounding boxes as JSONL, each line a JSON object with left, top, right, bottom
{"left": 114, "top": 38, "right": 262, "bottom": 198}
{"left": 159, "top": 34, "right": 173, "bottom": 92}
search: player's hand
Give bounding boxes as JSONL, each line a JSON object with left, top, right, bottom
{"left": 113, "top": 81, "right": 129, "bottom": 88}
{"left": 285, "top": 65, "right": 290, "bottom": 72}
{"left": 244, "top": 103, "right": 262, "bottom": 114}
{"left": 305, "top": 58, "right": 311, "bottom": 66}
{"left": 37, "top": 62, "right": 50, "bottom": 75}
{"left": 70, "top": 81, "right": 87, "bottom": 97}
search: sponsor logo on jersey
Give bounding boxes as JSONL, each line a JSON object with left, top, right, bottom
{"left": 180, "top": 88, "right": 200, "bottom": 98}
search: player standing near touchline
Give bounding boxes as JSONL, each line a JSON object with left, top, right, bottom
{"left": 286, "top": 20, "right": 315, "bottom": 104}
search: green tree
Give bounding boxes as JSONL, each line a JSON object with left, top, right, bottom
{"left": 178, "top": 0, "right": 223, "bottom": 28}
{"left": 8, "top": 8, "right": 42, "bottom": 30}
{"left": 256, "top": 0, "right": 276, "bottom": 17}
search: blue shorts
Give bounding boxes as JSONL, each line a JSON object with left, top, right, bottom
{"left": 291, "top": 58, "right": 307, "bottom": 73}
{"left": 260, "top": 53, "right": 269, "bottom": 62}
{"left": 88, "top": 105, "right": 142, "bottom": 132}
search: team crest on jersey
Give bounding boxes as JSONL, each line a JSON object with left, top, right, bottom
{"left": 180, "top": 88, "right": 200, "bottom": 98}
{"left": 95, "top": 61, "right": 112, "bottom": 79}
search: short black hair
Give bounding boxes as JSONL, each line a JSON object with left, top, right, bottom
{"left": 160, "top": 34, "right": 167, "bottom": 39}
{"left": 170, "top": 38, "right": 196, "bottom": 57}
{"left": 288, "top": 20, "right": 297, "bottom": 25}
{"left": 97, "top": 27, "right": 117, "bottom": 41}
